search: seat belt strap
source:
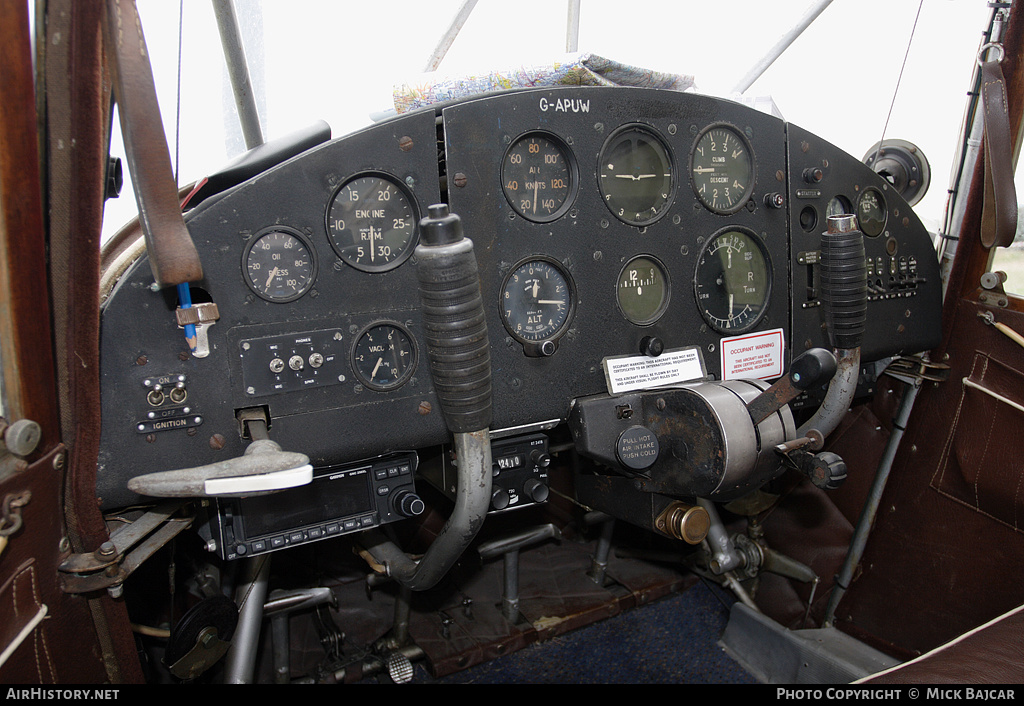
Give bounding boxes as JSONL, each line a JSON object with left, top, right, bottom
{"left": 103, "top": 0, "right": 202, "bottom": 286}
{"left": 980, "top": 56, "right": 1018, "bottom": 249}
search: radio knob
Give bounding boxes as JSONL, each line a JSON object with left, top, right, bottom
{"left": 530, "top": 449, "right": 551, "bottom": 468}
{"left": 392, "top": 490, "right": 425, "bottom": 518}
{"left": 491, "top": 487, "right": 510, "bottom": 510}
{"left": 523, "top": 478, "right": 549, "bottom": 503}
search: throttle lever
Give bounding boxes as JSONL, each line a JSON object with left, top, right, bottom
{"left": 745, "top": 348, "right": 837, "bottom": 426}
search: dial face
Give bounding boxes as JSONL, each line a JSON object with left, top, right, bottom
{"left": 326, "top": 174, "right": 418, "bottom": 272}
{"left": 243, "top": 228, "right": 316, "bottom": 302}
{"left": 857, "top": 187, "right": 887, "bottom": 237}
{"left": 694, "top": 229, "right": 772, "bottom": 334}
{"left": 501, "top": 132, "right": 576, "bottom": 222}
{"left": 690, "top": 124, "right": 754, "bottom": 214}
{"left": 500, "top": 258, "right": 575, "bottom": 343}
{"left": 351, "top": 323, "right": 417, "bottom": 391}
{"left": 598, "top": 125, "right": 674, "bottom": 226}
{"left": 616, "top": 255, "right": 670, "bottom": 325}
{"left": 827, "top": 195, "right": 853, "bottom": 219}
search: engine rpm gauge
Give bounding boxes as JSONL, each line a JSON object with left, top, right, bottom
{"left": 690, "top": 124, "right": 755, "bottom": 214}
{"left": 243, "top": 228, "right": 317, "bottom": 303}
{"left": 500, "top": 258, "right": 575, "bottom": 343}
{"left": 326, "top": 173, "right": 418, "bottom": 272}
{"left": 351, "top": 322, "right": 417, "bottom": 391}
{"left": 616, "top": 255, "right": 670, "bottom": 325}
{"left": 598, "top": 124, "right": 674, "bottom": 226}
{"left": 694, "top": 228, "right": 771, "bottom": 334}
{"left": 501, "top": 132, "right": 576, "bottom": 222}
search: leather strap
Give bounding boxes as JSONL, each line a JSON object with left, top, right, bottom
{"left": 980, "top": 57, "right": 1018, "bottom": 249}
{"left": 103, "top": 0, "right": 202, "bottom": 286}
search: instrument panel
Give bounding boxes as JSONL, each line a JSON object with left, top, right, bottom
{"left": 96, "top": 86, "right": 942, "bottom": 510}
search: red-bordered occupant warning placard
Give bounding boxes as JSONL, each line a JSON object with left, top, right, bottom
{"left": 720, "top": 328, "right": 785, "bottom": 381}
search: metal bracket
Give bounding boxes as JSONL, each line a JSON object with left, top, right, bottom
{"left": 58, "top": 500, "right": 193, "bottom": 595}
{"left": 176, "top": 302, "right": 220, "bottom": 358}
{"left": 883, "top": 356, "right": 950, "bottom": 385}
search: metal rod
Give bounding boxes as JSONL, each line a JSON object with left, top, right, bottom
{"left": 423, "top": 0, "right": 479, "bottom": 72}
{"left": 731, "top": 0, "right": 834, "bottom": 94}
{"left": 566, "top": 0, "right": 581, "bottom": 53}
{"left": 822, "top": 379, "right": 921, "bottom": 627}
{"left": 224, "top": 555, "right": 271, "bottom": 683}
{"left": 362, "top": 429, "right": 492, "bottom": 591}
{"left": 211, "top": 0, "right": 263, "bottom": 149}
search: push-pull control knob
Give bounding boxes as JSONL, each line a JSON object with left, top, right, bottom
{"left": 392, "top": 490, "right": 425, "bottom": 518}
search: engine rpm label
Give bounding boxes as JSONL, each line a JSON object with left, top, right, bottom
{"left": 720, "top": 328, "right": 785, "bottom": 381}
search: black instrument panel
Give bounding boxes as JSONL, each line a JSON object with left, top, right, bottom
{"left": 97, "top": 86, "right": 941, "bottom": 510}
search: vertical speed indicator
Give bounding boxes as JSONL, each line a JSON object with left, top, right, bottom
{"left": 690, "top": 124, "right": 755, "bottom": 215}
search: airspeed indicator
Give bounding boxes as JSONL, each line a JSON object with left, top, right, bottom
{"left": 501, "top": 132, "right": 576, "bottom": 223}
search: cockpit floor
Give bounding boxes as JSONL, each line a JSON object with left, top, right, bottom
{"left": 254, "top": 520, "right": 757, "bottom": 684}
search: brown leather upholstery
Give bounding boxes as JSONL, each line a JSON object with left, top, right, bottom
{"left": 864, "top": 605, "right": 1024, "bottom": 684}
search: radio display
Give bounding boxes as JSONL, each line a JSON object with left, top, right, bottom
{"left": 238, "top": 466, "right": 372, "bottom": 537}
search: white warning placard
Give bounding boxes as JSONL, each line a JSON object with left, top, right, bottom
{"left": 603, "top": 347, "right": 706, "bottom": 394}
{"left": 720, "top": 328, "right": 785, "bottom": 381}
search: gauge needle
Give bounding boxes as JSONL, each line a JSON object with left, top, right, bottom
{"left": 371, "top": 357, "right": 383, "bottom": 377}
{"left": 537, "top": 299, "right": 564, "bottom": 305}
{"left": 531, "top": 280, "right": 540, "bottom": 299}
{"left": 533, "top": 181, "right": 539, "bottom": 214}
{"left": 265, "top": 267, "right": 279, "bottom": 288}
{"left": 693, "top": 167, "right": 716, "bottom": 174}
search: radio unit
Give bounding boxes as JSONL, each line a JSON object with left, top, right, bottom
{"left": 204, "top": 451, "right": 421, "bottom": 560}
{"left": 421, "top": 433, "right": 550, "bottom": 513}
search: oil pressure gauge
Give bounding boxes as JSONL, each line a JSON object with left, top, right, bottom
{"left": 694, "top": 228, "right": 771, "bottom": 334}
{"left": 500, "top": 257, "right": 575, "bottom": 352}
{"left": 243, "top": 227, "right": 317, "bottom": 303}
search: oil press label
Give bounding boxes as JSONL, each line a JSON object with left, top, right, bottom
{"left": 603, "top": 347, "right": 705, "bottom": 394}
{"left": 720, "top": 328, "right": 784, "bottom": 381}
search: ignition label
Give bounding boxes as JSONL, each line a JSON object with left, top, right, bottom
{"left": 720, "top": 328, "right": 785, "bottom": 381}
{"left": 602, "top": 347, "right": 706, "bottom": 394}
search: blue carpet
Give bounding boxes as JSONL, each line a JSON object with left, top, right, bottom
{"left": 410, "top": 582, "right": 759, "bottom": 684}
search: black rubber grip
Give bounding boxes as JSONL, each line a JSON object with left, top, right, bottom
{"left": 415, "top": 205, "right": 492, "bottom": 433}
{"left": 819, "top": 223, "right": 867, "bottom": 350}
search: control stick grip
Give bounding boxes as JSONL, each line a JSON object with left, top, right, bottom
{"left": 414, "top": 204, "right": 492, "bottom": 433}
{"left": 820, "top": 215, "right": 867, "bottom": 350}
